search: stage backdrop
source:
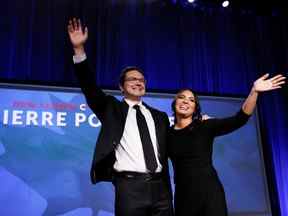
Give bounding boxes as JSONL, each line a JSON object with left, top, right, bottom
{"left": 0, "top": 84, "right": 271, "bottom": 216}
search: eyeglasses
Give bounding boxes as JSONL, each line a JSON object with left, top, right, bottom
{"left": 124, "top": 77, "right": 146, "bottom": 83}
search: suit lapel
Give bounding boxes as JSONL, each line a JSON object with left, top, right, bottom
{"left": 120, "top": 99, "right": 129, "bottom": 124}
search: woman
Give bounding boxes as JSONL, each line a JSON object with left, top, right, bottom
{"left": 168, "top": 73, "right": 286, "bottom": 216}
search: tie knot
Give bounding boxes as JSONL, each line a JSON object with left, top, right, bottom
{"left": 133, "top": 104, "right": 140, "bottom": 111}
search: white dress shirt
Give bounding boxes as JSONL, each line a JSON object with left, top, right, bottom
{"left": 113, "top": 99, "right": 162, "bottom": 173}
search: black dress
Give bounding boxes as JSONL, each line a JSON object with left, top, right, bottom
{"left": 168, "top": 109, "right": 250, "bottom": 216}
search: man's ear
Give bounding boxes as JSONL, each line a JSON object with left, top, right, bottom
{"left": 119, "top": 85, "right": 124, "bottom": 93}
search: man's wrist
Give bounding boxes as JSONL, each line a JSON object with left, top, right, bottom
{"left": 73, "top": 52, "right": 87, "bottom": 64}
{"left": 73, "top": 46, "right": 85, "bottom": 56}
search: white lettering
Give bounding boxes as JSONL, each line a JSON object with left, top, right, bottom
{"left": 42, "top": 112, "right": 53, "bottom": 126}
{"left": 88, "top": 114, "right": 101, "bottom": 127}
{"left": 1, "top": 110, "right": 100, "bottom": 128}
{"left": 12, "top": 110, "right": 23, "bottom": 125}
{"left": 26, "top": 111, "right": 38, "bottom": 126}
{"left": 79, "top": 104, "right": 86, "bottom": 111}
{"left": 57, "top": 112, "right": 67, "bottom": 126}
{"left": 3, "top": 110, "right": 9, "bottom": 125}
{"left": 75, "top": 113, "right": 86, "bottom": 127}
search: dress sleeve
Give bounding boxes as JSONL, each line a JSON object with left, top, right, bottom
{"left": 204, "top": 109, "right": 251, "bottom": 137}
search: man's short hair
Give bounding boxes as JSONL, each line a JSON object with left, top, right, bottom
{"left": 119, "top": 66, "right": 145, "bottom": 87}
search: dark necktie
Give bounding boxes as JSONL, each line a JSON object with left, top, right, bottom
{"left": 133, "top": 105, "right": 157, "bottom": 173}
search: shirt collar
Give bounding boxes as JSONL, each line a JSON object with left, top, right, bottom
{"left": 124, "top": 98, "right": 145, "bottom": 109}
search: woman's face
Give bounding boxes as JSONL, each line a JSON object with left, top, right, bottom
{"left": 174, "top": 90, "right": 196, "bottom": 119}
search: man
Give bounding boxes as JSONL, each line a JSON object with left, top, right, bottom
{"left": 68, "top": 18, "right": 173, "bottom": 216}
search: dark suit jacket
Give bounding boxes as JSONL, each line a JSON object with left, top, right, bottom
{"left": 74, "top": 60, "right": 171, "bottom": 190}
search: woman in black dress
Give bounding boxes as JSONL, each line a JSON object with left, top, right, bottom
{"left": 168, "top": 74, "right": 286, "bottom": 216}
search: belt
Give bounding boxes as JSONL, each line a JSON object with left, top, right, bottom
{"left": 114, "top": 171, "right": 163, "bottom": 181}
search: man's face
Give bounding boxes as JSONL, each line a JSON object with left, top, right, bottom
{"left": 120, "top": 70, "right": 146, "bottom": 101}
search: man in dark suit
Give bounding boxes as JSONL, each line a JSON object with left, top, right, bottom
{"left": 68, "top": 18, "right": 173, "bottom": 216}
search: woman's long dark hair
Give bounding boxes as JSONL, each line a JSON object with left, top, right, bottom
{"left": 171, "top": 89, "right": 202, "bottom": 125}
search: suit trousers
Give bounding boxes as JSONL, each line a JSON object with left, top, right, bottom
{"left": 113, "top": 172, "right": 173, "bottom": 216}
